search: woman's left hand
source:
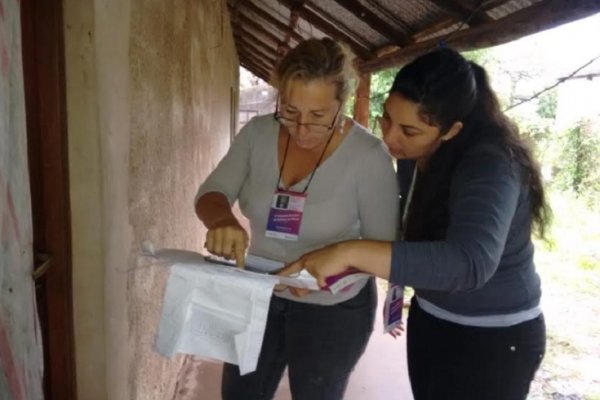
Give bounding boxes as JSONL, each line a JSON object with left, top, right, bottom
{"left": 278, "top": 243, "right": 353, "bottom": 288}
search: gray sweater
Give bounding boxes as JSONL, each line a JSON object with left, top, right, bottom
{"left": 391, "top": 142, "right": 542, "bottom": 317}
{"left": 196, "top": 114, "right": 399, "bottom": 305}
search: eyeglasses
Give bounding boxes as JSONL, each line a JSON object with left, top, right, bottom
{"left": 274, "top": 102, "right": 342, "bottom": 134}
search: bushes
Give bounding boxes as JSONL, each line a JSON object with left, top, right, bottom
{"left": 553, "top": 119, "right": 600, "bottom": 207}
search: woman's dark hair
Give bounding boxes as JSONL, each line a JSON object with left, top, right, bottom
{"left": 392, "top": 48, "right": 550, "bottom": 240}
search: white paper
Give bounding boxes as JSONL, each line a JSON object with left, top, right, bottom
{"left": 156, "top": 262, "right": 278, "bottom": 374}
{"left": 148, "top": 245, "right": 320, "bottom": 374}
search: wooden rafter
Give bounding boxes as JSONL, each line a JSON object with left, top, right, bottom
{"left": 238, "top": 48, "right": 273, "bottom": 72}
{"left": 428, "top": 0, "right": 492, "bottom": 26}
{"left": 277, "top": 0, "right": 374, "bottom": 59}
{"left": 235, "top": 26, "right": 282, "bottom": 62}
{"left": 331, "top": 0, "right": 412, "bottom": 46}
{"left": 234, "top": 31, "right": 279, "bottom": 64}
{"left": 411, "top": 0, "right": 510, "bottom": 41}
{"left": 237, "top": 1, "right": 304, "bottom": 43}
{"left": 235, "top": 12, "right": 291, "bottom": 55}
{"left": 283, "top": 1, "right": 303, "bottom": 47}
{"left": 353, "top": 72, "right": 371, "bottom": 127}
{"left": 239, "top": 57, "right": 270, "bottom": 81}
{"left": 238, "top": 48, "right": 273, "bottom": 77}
{"left": 363, "top": 0, "right": 414, "bottom": 34}
{"left": 360, "top": 0, "right": 600, "bottom": 73}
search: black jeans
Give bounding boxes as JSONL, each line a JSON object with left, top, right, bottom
{"left": 221, "top": 279, "right": 377, "bottom": 400}
{"left": 407, "top": 298, "right": 546, "bottom": 400}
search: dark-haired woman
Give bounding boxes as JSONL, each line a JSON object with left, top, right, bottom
{"left": 282, "top": 48, "right": 548, "bottom": 400}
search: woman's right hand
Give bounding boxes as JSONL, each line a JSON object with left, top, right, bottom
{"left": 205, "top": 218, "right": 249, "bottom": 267}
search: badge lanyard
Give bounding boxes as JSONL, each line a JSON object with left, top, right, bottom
{"left": 276, "top": 129, "right": 335, "bottom": 194}
{"left": 401, "top": 167, "right": 418, "bottom": 240}
{"left": 265, "top": 129, "right": 336, "bottom": 241}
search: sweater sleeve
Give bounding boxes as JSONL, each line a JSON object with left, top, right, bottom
{"left": 390, "top": 146, "right": 522, "bottom": 291}
{"left": 357, "top": 142, "right": 399, "bottom": 241}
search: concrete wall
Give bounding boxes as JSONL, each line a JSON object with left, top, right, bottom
{"left": 0, "top": 0, "right": 44, "bottom": 399}
{"left": 63, "top": 0, "right": 239, "bottom": 399}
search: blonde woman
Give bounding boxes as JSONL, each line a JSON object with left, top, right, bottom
{"left": 194, "top": 38, "right": 398, "bottom": 400}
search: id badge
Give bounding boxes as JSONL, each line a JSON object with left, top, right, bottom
{"left": 383, "top": 283, "right": 404, "bottom": 333}
{"left": 265, "top": 190, "right": 306, "bottom": 241}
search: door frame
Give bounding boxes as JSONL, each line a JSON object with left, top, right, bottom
{"left": 20, "top": 0, "right": 77, "bottom": 398}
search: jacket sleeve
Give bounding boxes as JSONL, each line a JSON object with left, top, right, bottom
{"left": 389, "top": 146, "right": 522, "bottom": 291}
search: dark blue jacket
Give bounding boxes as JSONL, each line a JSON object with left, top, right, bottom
{"left": 391, "top": 142, "right": 542, "bottom": 316}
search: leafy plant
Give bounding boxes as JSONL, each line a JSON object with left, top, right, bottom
{"left": 553, "top": 119, "right": 600, "bottom": 205}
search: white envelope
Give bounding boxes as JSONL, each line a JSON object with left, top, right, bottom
{"left": 155, "top": 262, "right": 278, "bottom": 375}
{"left": 145, "top": 244, "right": 324, "bottom": 374}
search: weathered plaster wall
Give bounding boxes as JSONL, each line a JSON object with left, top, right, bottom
{"left": 0, "top": 0, "right": 43, "bottom": 399}
{"left": 127, "top": 1, "right": 238, "bottom": 399}
{"left": 64, "top": 0, "right": 238, "bottom": 398}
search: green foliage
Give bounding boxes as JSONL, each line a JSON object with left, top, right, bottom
{"left": 462, "top": 48, "right": 496, "bottom": 69}
{"left": 368, "top": 68, "right": 399, "bottom": 135}
{"left": 553, "top": 119, "right": 600, "bottom": 205}
{"left": 344, "top": 93, "right": 355, "bottom": 117}
{"left": 578, "top": 255, "right": 598, "bottom": 271}
{"left": 536, "top": 89, "right": 558, "bottom": 120}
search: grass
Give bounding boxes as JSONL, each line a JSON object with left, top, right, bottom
{"left": 528, "top": 192, "right": 600, "bottom": 400}
{"left": 379, "top": 191, "right": 600, "bottom": 399}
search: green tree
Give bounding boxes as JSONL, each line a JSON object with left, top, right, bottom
{"left": 554, "top": 119, "right": 600, "bottom": 205}
{"left": 368, "top": 68, "right": 399, "bottom": 135}
{"left": 536, "top": 89, "right": 558, "bottom": 120}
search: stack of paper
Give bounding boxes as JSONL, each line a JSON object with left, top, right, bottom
{"left": 146, "top": 245, "right": 371, "bottom": 374}
{"left": 155, "top": 261, "right": 278, "bottom": 374}
{"left": 147, "top": 246, "right": 318, "bottom": 374}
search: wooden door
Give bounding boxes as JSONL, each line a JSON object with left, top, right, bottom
{"left": 20, "top": 0, "right": 77, "bottom": 398}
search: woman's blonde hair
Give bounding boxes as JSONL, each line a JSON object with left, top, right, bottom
{"left": 271, "top": 38, "right": 357, "bottom": 104}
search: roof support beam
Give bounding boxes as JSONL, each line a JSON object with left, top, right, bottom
{"left": 277, "top": 0, "right": 374, "bottom": 59}
{"left": 237, "top": 1, "right": 304, "bottom": 43}
{"left": 234, "top": 32, "right": 278, "bottom": 65}
{"left": 234, "top": 27, "right": 281, "bottom": 62}
{"left": 283, "top": 2, "right": 302, "bottom": 48}
{"left": 411, "top": 0, "right": 510, "bottom": 41}
{"left": 238, "top": 49, "right": 272, "bottom": 72}
{"left": 236, "top": 11, "right": 290, "bottom": 54}
{"left": 239, "top": 62, "right": 270, "bottom": 81}
{"left": 361, "top": 0, "right": 600, "bottom": 73}
{"left": 331, "top": 0, "right": 412, "bottom": 46}
{"left": 428, "top": 0, "right": 492, "bottom": 26}
{"left": 239, "top": 60, "right": 270, "bottom": 82}
{"left": 238, "top": 49, "right": 273, "bottom": 78}
{"left": 353, "top": 72, "right": 371, "bottom": 127}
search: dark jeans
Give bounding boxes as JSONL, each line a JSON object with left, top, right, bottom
{"left": 221, "top": 279, "right": 377, "bottom": 400}
{"left": 407, "top": 297, "right": 546, "bottom": 400}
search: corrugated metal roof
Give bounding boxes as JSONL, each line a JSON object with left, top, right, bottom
{"left": 228, "top": 0, "right": 600, "bottom": 81}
